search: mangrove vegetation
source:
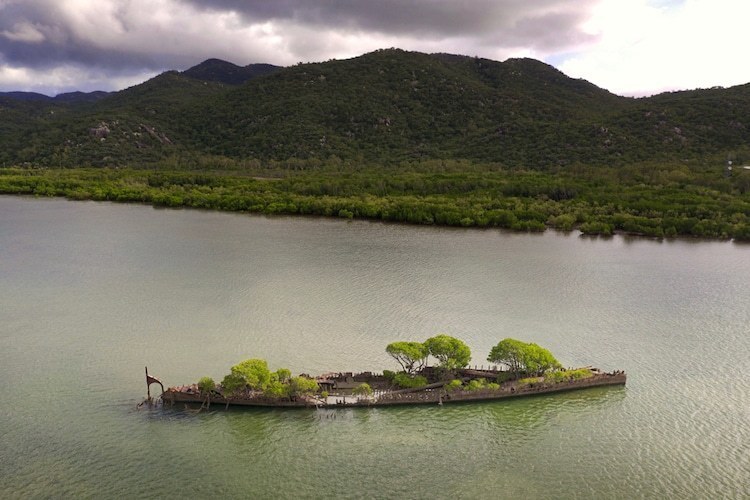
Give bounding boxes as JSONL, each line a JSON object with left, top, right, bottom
{"left": 2, "top": 161, "right": 749, "bottom": 239}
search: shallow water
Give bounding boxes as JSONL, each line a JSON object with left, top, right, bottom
{"left": 1, "top": 196, "right": 748, "bottom": 499}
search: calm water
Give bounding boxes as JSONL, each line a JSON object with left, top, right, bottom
{"left": 1, "top": 195, "right": 748, "bottom": 499}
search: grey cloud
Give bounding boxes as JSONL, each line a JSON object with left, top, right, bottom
{"left": 501, "top": 11, "right": 596, "bottom": 51}
{"left": 0, "top": 2, "right": 164, "bottom": 70}
{"left": 185, "top": 0, "right": 598, "bottom": 49}
{"left": 0, "top": 0, "right": 600, "bottom": 94}
{"left": 0, "top": 0, "right": 598, "bottom": 69}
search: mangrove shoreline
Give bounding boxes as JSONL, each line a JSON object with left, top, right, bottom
{"left": 2, "top": 162, "right": 750, "bottom": 240}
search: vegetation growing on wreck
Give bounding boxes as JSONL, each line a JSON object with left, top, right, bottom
{"left": 194, "top": 335, "right": 572, "bottom": 400}
{"left": 208, "top": 358, "right": 318, "bottom": 400}
{"left": 487, "top": 338, "right": 563, "bottom": 378}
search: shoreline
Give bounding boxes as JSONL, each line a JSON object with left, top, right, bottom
{"left": 2, "top": 192, "right": 746, "bottom": 244}
{"left": 2, "top": 163, "right": 749, "bottom": 241}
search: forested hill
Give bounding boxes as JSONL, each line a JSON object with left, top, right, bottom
{"left": 181, "top": 59, "right": 281, "bottom": 85}
{"left": 1, "top": 48, "right": 749, "bottom": 168}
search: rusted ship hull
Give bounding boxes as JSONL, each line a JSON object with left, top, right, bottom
{"left": 161, "top": 372, "right": 626, "bottom": 409}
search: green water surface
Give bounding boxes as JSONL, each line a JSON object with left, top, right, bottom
{"left": 1, "top": 196, "right": 748, "bottom": 499}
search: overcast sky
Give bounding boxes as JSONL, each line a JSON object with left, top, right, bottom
{"left": 0, "top": 0, "right": 747, "bottom": 97}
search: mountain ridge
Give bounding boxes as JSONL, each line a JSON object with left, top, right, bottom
{"left": 181, "top": 58, "right": 282, "bottom": 85}
{"left": 0, "top": 90, "right": 111, "bottom": 102}
{"left": 1, "top": 48, "right": 749, "bottom": 168}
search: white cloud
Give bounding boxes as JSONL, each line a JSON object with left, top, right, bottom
{"left": 0, "top": 63, "right": 151, "bottom": 95}
{"left": 558, "top": 0, "right": 750, "bottom": 96}
{"left": 1, "top": 21, "right": 46, "bottom": 43}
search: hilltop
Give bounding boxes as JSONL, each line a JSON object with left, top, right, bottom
{"left": 181, "top": 59, "right": 281, "bottom": 85}
{"left": 1, "top": 48, "right": 748, "bottom": 168}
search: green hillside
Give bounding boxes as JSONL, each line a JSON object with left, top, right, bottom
{"left": 0, "top": 71, "right": 227, "bottom": 166}
{"left": 2, "top": 48, "right": 749, "bottom": 168}
{"left": 182, "top": 59, "right": 281, "bottom": 85}
{"left": 182, "top": 49, "right": 631, "bottom": 165}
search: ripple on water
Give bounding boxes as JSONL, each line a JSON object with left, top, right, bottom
{"left": 1, "top": 198, "right": 750, "bottom": 498}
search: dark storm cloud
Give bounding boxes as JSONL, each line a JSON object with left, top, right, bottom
{"left": 185, "top": 0, "right": 598, "bottom": 49}
{"left": 0, "top": 0, "right": 601, "bottom": 94}
{"left": 0, "top": 1, "right": 173, "bottom": 71}
{"left": 0, "top": 0, "right": 598, "bottom": 70}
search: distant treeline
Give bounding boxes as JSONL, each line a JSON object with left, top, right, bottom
{"left": 2, "top": 160, "right": 749, "bottom": 240}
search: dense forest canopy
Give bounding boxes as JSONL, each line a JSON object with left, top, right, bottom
{"left": 1, "top": 48, "right": 749, "bottom": 168}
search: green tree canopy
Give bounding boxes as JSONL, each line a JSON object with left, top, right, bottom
{"left": 220, "top": 372, "right": 247, "bottom": 395}
{"left": 393, "top": 372, "right": 428, "bottom": 389}
{"left": 217, "top": 358, "right": 318, "bottom": 399}
{"left": 487, "top": 338, "right": 562, "bottom": 376}
{"left": 486, "top": 338, "right": 527, "bottom": 374}
{"left": 287, "top": 376, "right": 319, "bottom": 398}
{"left": 263, "top": 372, "right": 316, "bottom": 399}
{"left": 263, "top": 379, "right": 288, "bottom": 398}
{"left": 424, "top": 334, "right": 471, "bottom": 370}
{"left": 197, "top": 376, "right": 216, "bottom": 393}
{"left": 352, "top": 382, "right": 373, "bottom": 396}
{"left": 229, "top": 358, "right": 272, "bottom": 390}
{"left": 385, "top": 341, "right": 428, "bottom": 374}
{"left": 523, "top": 343, "right": 562, "bottom": 374}
{"left": 275, "top": 368, "right": 292, "bottom": 383}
